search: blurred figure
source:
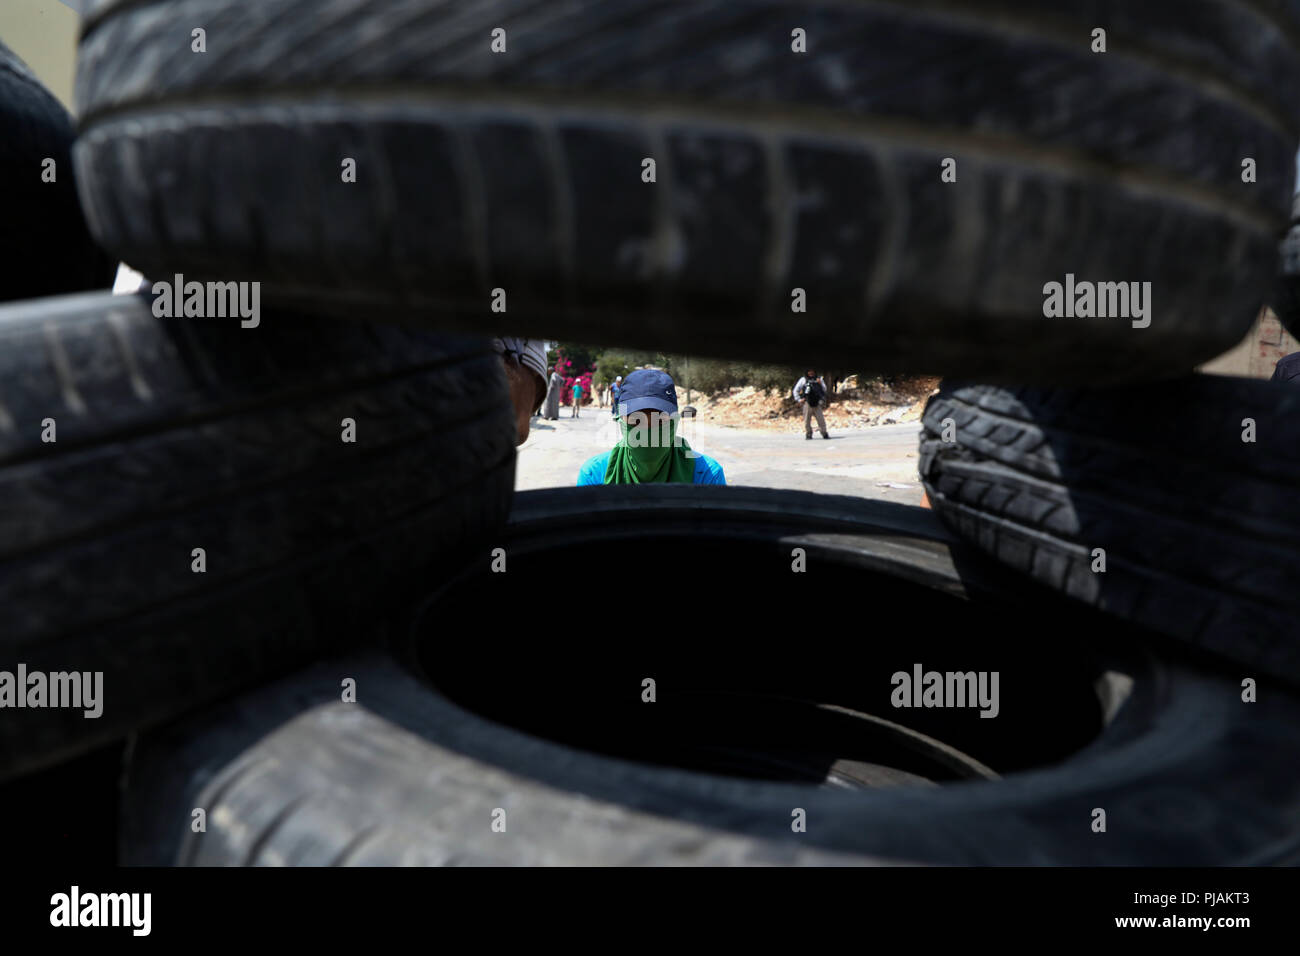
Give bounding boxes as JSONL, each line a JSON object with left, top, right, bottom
{"left": 1271, "top": 215, "right": 1300, "bottom": 344}
{"left": 571, "top": 379, "right": 584, "bottom": 418}
{"left": 492, "top": 337, "right": 548, "bottom": 445}
{"left": 578, "top": 369, "right": 725, "bottom": 485}
{"left": 793, "top": 369, "right": 830, "bottom": 440}
{"left": 611, "top": 375, "right": 623, "bottom": 418}
{"left": 1271, "top": 351, "right": 1300, "bottom": 383}
{"left": 543, "top": 366, "right": 563, "bottom": 420}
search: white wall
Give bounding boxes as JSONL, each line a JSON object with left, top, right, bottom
{"left": 0, "top": 0, "right": 81, "bottom": 115}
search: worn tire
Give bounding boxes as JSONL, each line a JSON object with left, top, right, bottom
{"left": 920, "top": 376, "right": 1300, "bottom": 688}
{"left": 119, "top": 488, "right": 1300, "bottom": 865}
{"left": 0, "top": 291, "right": 516, "bottom": 781}
{"left": 73, "top": 0, "right": 1300, "bottom": 383}
{"left": 0, "top": 39, "right": 114, "bottom": 301}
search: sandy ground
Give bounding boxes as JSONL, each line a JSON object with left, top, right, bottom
{"left": 668, "top": 377, "right": 939, "bottom": 433}
{"left": 516, "top": 408, "right": 926, "bottom": 506}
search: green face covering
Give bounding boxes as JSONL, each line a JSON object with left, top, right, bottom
{"left": 603, "top": 415, "right": 696, "bottom": 484}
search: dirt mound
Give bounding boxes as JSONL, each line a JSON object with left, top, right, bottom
{"left": 679, "top": 376, "right": 940, "bottom": 432}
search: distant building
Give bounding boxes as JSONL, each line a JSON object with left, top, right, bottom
{"left": 1199, "top": 305, "right": 1299, "bottom": 380}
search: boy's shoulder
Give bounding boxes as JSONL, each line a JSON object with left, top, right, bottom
{"left": 577, "top": 451, "right": 610, "bottom": 485}
{"left": 579, "top": 450, "right": 724, "bottom": 485}
{"left": 691, "top": 451, "right": 726, "bottom": 484}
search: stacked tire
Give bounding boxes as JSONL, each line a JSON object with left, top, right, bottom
{"left": 71, "top": 0, "right": 1294, "bottom": 383}
{"left": 919, "top": 377, "right": 1300, "bottom": 688}
{"left": 0, "top": 36, "right": 518, "bottom": 781}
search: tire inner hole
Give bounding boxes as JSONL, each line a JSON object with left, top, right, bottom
{"left": 415, "top": 534, "right": 1126, "bottom": 788}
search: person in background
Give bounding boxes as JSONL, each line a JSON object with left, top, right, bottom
{"left": 491, "top": 337, "right": 548, "bottom": 445}
{"left": 577, "top": 369, "right": 725, "bottom": 485}
{"left": 571, "top": 379, "right": 583, "bottom": 418}
{"left": 610, "top": 375, "right": 623, "bottom": 418}
{"left": 1272, "top": 351, "right": 1300, "bottom": 383}
{"left": 1268, "top": 201, "right": 1300, "bottom": 382}
{"left": 792, "top": 368, "right": 830, "bottom": 440}
{"left": 543, "top": 365, "right": 563, "bottom": 420}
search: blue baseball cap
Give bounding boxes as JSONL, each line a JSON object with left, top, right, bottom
{"left": 617, "top": 369, "right": 678, "bottom": 416}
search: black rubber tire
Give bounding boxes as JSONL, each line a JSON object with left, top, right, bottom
{"left": 919, "top": 376, "right": 1300, "bottom": 688}
{"left": 73, "top": 0, "right": 1300, "bottom": 383}
{"left": 118, "top": 488, "right": 1300, "bottom": 866}
{"left": 0, "top": 291, "right": 516, "bottom": 781}
{"left": 0, "top": 39, "right": 115, "bottom": 302}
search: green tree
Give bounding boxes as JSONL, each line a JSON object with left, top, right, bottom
{"left": 594, "top": 349, "right": 658, "bottom": 387}
{"left": 667, "top": 357, "right": 804, "bottom": 398}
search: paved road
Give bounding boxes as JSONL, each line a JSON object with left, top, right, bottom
{"left": 516, "top": 409, "right": 926, "bottom": 505}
